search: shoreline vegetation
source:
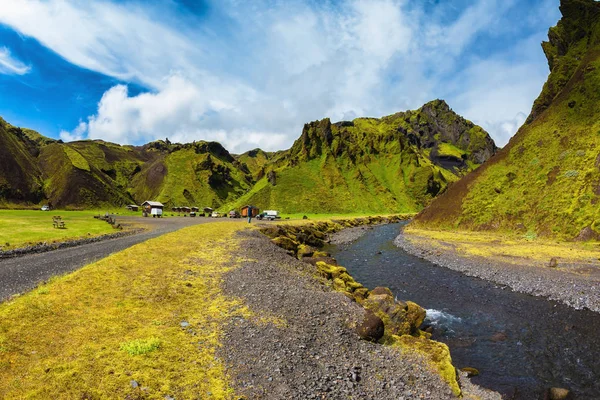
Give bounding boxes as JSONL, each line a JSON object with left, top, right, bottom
{"left": 0, "top": 216, "right": 499, "bottom": 399}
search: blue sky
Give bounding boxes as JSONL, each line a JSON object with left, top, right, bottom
{"left": 0, "top": 0, "right": 560, "bottom": 152}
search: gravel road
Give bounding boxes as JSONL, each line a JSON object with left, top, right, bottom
{"left": 0, "top": 216, "right": 232, "bottom": 301}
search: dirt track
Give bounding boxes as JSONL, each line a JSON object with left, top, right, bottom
{"left": 0, "top": 216, "right": 235, "bottom": 301}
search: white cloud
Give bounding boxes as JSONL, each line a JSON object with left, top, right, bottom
{"left": 0, "top": 47, "right": 30, "bottom": 75}
{"left": 0, "top": 0, "right": 560, "bottom": 151}
{"left": 59, "top": 120, "right": 87, "bottom": 142}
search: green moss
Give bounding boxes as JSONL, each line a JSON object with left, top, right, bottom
{"left": 63, "top": 146, "right": 90, "bottom": 171}
{"left": 120, "top": 337, "right": 161, "bottom": 355}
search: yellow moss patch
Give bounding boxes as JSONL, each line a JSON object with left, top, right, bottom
{"left": 0, "top": 221, "right": 255, "bottom": 399}
{"left": 389, "top": 335, "right": 461, "bottom": 396}
{"left": 405, "top": 226, "right": 600, "bottom": 269}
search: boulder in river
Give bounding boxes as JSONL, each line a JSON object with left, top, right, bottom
{"left": 357, "top": 310, "right": 385, "bottom": 341}
{"left": 460, "top": 367, "right": 479, "bottom": 377}
{"left": 547, "top": 387, "right": 571, "bottom": 400}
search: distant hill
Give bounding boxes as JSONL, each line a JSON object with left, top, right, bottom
{"left": 227, "top": 99, "right": 496, "bottom": 214}
{"left": 412, "top": 0, "right": 600, "bottom": 239}
{"left": 0, "top": 100, "right": 496, "bottom": 212}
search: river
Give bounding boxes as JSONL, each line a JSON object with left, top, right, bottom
{"left": 328, "top": 222, "right": 600, "bottom": 399}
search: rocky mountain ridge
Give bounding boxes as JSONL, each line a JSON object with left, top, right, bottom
{"left": 0, "top": 100, "right": 497, "bottom": 213}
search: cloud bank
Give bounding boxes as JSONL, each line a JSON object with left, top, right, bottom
{"left": 0, "top": 0, "right": 558, "bottom": 152}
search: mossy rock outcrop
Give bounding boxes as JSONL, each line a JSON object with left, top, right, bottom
{"left": 271, "top": 236, "right": 298, "bottom": 252}
{"left": 363, "top": 287, "right": 425, "bottom": 336}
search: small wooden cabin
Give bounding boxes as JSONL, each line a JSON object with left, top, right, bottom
{"left": 241, "top": 205, "right": 259, "bottom": 218}
{"left": 191, "top": 207, "right": 199, "bottom": 212}
{"left": 181, "top": 207, "right": 191, "bottom": 214}
{"left": 126, "top": 205, "right": 139, "bottom": 212}
{"left": 142, "top": 201, "right": 164, "bottom": 217}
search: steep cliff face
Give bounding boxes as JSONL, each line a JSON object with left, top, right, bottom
{"left": 228, "top": 100, "right": 496, "bottom": 214}
{"left": 413, "top": 0, "right": 600, "bottom": 239}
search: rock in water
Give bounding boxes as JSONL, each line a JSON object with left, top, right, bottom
{"left": 548, "top": 387, "right": 571, "bottom": 400}
{"left": 460, "top": 367, "right": 479, "bottom": 377}
{"left": 357, "top": 310, "right": 384, "bottom": 341}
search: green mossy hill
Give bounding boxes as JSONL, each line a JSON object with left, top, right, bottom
{"left": 0, "top": 100, "right": 494, "bottom": 212}
{"left": 413, "top": 0, "right": 600, "bottom": 240}
{"left": 262, "top": 217, "right": 461, "bottom": 396}
{"left": 0, "top": 126, "right": 253, "bottom": 208}
{"left": 0, "top": 118, "right": 45, "bottom": 204}
{"left": 227, "top": 100, "right": 496, "bottom": 214}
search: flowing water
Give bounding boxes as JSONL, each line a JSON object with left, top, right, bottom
{"left": 328, "top": 222, "right": 600, "bottom": 399}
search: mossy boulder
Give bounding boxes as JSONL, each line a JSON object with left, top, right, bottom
{"left": 332, "top": 278, "right": 346, "bottom": 291}
{"left": 391, "top": 335, "right": 460, "bottom": 397}
{"left": 271, "top": 236, "right": 299, "bottom": 253}
{"left": 316, "top": 262, "right": 347, "bottom": 280}
{"left": 302, "top": 256, "right": 338, "bottom": 266}
{"left": 297, "top": 244, "right": 317, "bottom": 259}
{"left": 363, "top": 288, "right": 425, "bottom": 336}
{"left": 357, "top": 310, "right": 385, "bottom": 342}
{"left": 353, "top": 287, "right": 369, "bottom": 303}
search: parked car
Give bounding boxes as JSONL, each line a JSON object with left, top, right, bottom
{"left": 257, "top": 210, "right": 280, "bottom": 221}
{"left": 229, "top": 210, "right": 241, "bottom": 218}
{"left": 41, "top": 205, "right": 50, "bottom": 211}
{"left": 211, "top": 211, "right": 220, "bottom": 218}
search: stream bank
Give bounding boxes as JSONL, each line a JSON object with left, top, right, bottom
{"left": 329, "top": 222, "right": 600, "bottom": 399}
{"left": 260, "top": 216, "right": 500, "bottom": 399}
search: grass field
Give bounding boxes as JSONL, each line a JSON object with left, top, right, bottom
{"left": 0, "top": 210, "right": 140, "bottom": 250}
{"left": 0, "top": 221, "right": 270, "bottom": 399}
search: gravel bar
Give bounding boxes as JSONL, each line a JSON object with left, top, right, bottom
{"left": 395, "top": 231, "right": 600, "bottom": 313}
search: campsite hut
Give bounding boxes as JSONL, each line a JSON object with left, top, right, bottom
{"left": 181, "top": 207, "right": 191, "bottom": 214}
{"left": 142, "top": 201, "right": 164, "bottom": 217}
{"left": 126, "top": 205, "right": 139, "bottom": 212}
{"left": 191, "top": 207, "right": 199, "bottom": 212}
{"left": 241, "top": 205, "right": 259, "bottom": 218}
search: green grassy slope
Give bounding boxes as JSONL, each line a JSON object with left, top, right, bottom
{"left": 225, "top": 100, "right": 496, "bottom": 214}
{"left": 413, "top": 0, "right": 600, "bottom": 239}
{"left": 235, "top": 148, "right": 276, "bottom": 180}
